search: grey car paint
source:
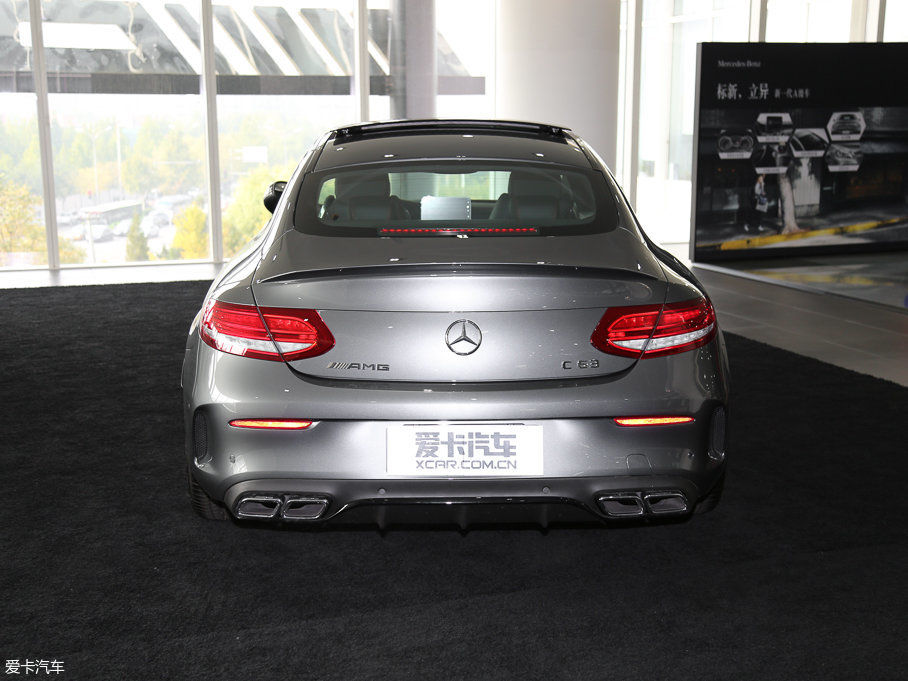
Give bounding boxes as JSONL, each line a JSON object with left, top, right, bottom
{"left": 182, "top": 120, "right": 729, "bottom": 527}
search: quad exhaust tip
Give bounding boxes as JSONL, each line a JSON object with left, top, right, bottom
{"left": 234, "top": 491, "right": 687, "bottom": 523}
{"left": 235, "top": 494, "right": 329, "bottom": 521}
{"left": 597, "top": 491, "right": 689, "bottom": 518}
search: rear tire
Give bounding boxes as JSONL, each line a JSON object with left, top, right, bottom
{"left": 694, "top": 471, "right": 725, "bottom": 514}
{"left": 188, "top": 466, "right": 230, "bottom": 520}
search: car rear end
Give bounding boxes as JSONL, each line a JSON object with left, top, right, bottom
{"left": 182, "top": 120, "right": 729, "bottom": 528}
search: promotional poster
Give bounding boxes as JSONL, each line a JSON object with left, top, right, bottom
{"left": 691, "top": 42, "right": 908, "bottom": 261}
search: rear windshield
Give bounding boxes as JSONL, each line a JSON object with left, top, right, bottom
{"left": 295, "top": 163, "right": 618, "bottom": 236}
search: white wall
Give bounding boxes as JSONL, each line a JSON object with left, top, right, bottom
{"left": 494, "top": 0, "right": 621, "bottom": 168}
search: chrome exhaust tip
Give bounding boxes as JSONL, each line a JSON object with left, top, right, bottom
{"left": 597, "top": 493, "right": 645, "bottom": 518}
{"left": 597, "top": 490, "right": 690, "bottom": 518}
{"left": 281, "top": 496, "right": 329, "bottom": 521}
{"left": 235, "top": 495, "right": 283, "bottom": 519}
{"left": 643, "top": 491, "right": 689, "bottom": 515}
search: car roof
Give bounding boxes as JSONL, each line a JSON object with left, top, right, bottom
{"left": 312, "top": 119, "right": 596, "bottom": 171}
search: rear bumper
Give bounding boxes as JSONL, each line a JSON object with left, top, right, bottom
{"left": 189, "top": 408, "right": 727, "bottom": 491}
{"left": 183, "top": 333, "right": 730, "bottom": 527}
{"left": 219, "top": 472, "right": 724, "bottom": 528}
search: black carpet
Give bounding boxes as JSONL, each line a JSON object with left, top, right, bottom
{"left": 1, "top": 281, "right": 906, "bottom": 680}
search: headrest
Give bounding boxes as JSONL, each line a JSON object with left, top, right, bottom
{"left": 508, "top": 172, "right": 563, "bottom": 198}
{"left": 335, "top": 173, "right": 390, "bottom": 199}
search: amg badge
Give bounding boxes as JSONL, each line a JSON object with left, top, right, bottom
{"left": 327, "top": 362, "right": 390, "bottom": 371}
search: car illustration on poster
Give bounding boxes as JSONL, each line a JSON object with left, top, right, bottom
{"left": 825, "top": 143, "right": 863, "bottom": 171}
{"left": 717, "top": 129, "right": 756, "bottom": 159}
{"left": 827, "top": 112, "right": 865, "bottom": 141}
{"left": 755, "top": 112, "right": 793, "bottom": 143}
{"left": 752, "top": 143, "right": 791, "bottom": 174}
{"left": 789, "top": 129, "right": 829, "bottom": 158}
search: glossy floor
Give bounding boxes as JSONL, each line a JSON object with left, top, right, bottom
{"left": 718, "top": 251, "right": 908, "bottom": 311}
{"left": 692, "top": 261, "right": 908, "bottom": 387}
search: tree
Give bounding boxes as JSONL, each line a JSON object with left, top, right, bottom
{"left": 0, "top": 174, "right": 45, "bottom": 266}
{"left": 157, "top": 126, "right": 204, "bottom": 195}
{"left": 777, "top": 171, "right": 803, "bottom": 235}
{"left": 59, "top": 238, "right": 86, "bottom": 265}
{"left": 1, "top": 120, "right": 43, "bottom": 195}
{"left": 767, "top": 143, "right": 806, "bottom": 235}
{"left": 122, "top": 118, "right": 203, "bottom": 197}
{"left": 126, "top": 211, "right": 149, "bottom": 261}
{"left": 123, "top": 118, "right": 167, "bottom": 194}
{"left": 222, "top": 164, "right": 293, "bottom": 257}
{"left": 170, "top": 203, "right": 208, "bottom": 260}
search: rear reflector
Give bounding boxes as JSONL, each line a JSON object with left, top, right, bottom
{"left": 229, "top": 419, "right": 314, "bottom": 430}
{"left": 200, "top": 300, "right": 334, "bottom": 362}
{"left": 591, "top": 298, "right": 716, "bottom": 358}
{"left": 614, "top": 416, "right": 694, "bottom": 427}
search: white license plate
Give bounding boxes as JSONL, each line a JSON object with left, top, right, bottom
{"left": 386, "top": 423, "right": 543, "bottom": 477}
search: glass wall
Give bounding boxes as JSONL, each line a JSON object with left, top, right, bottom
{"left": 0, "top": 0, "right": 45, "bottom": 267}
{"left": 883, "top": 1, "right": 908, "bottom": 41}
{"left": 211, "top": 0, "right": 357, "bottom": 260}
{"left": 40, "top": 0, "right": 209, "bottom": 265}
{"left": 635, "top": 0, "right": 750, "bottom": 243}
{"left": 1, "top": 0, "right": 488, "bottom": 271}
{"left": 435, "top": 0, "right": 494, "bottom": 119}
{"left": 46, "top": 94, "right": 208, "bottom": 265}
{"left": 218, "top": 94, "right": 351, "bottom": 259}
{"left": 765, "top": 0, "right": 852, "bottom": 42}
{"left": 0, "top": 99, "right": 45, "bottom": 267}
{"left": 2, "top": 0, "right": 894, "bottom": 271}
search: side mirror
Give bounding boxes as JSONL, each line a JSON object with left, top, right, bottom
{"left": 263, "top": 181, "right": 287, "bottom": 214}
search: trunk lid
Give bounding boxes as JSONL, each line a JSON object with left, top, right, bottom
{"left": 252, "top": 230, "right": 667, "bottom": 382}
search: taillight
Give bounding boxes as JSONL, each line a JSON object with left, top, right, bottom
{"left": 591, "top": 298, "right": 716, "bottom": 358}
{"left": 200, "top": 300, "right": 334, "bottom": 361}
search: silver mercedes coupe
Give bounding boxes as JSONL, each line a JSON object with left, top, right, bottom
{"left": 182, "top": 120, "right": 729, "bottom": 528}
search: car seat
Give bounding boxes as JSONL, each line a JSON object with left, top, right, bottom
{"left": 323, "top": 173, "right": 410, "bottom": 221}
{"left": 489, "top": 171, "right": 574, "bottom": 221}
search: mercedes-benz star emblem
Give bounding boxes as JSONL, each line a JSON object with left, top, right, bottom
{"left": 445, "top": 320, "right": 482, "bottom": 356}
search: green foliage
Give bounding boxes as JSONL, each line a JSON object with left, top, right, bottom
{"left": 2, "top": 108, "right": 320, "bottom": 266}
{"left": 56, "top": 124, "right": 107, "bottom": 197}
{"left": 126, "top": 212, "right": 150, "bottom": 262}
{"left": 222, "top": 164, "right": 294, "bottom": 258}
{"left": 0, "top": 120, "right": 43, "bottom": 195}
{"left": 59, "top": 238, "right": 85, "bottom": 265}
{"left": 0, "top": 174, "right": 45, "bottom": 266}
{"left": 170, "top": 203, "right": 209, "bottom": 260}
{"left": 158, "top": 125, "right": 204, "bottom": 195}
{"left": 123, "top": 119, "right": 165, "bottom": 195}
{"left": 218, "top": 109, "right": 320, "bottom": 171}
{"left": 122, "top": 118, "right": 203, "bottom": 197}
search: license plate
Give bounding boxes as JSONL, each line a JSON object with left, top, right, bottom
{"left": 386, "top": 423, "right": 543, "bottom": 477}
